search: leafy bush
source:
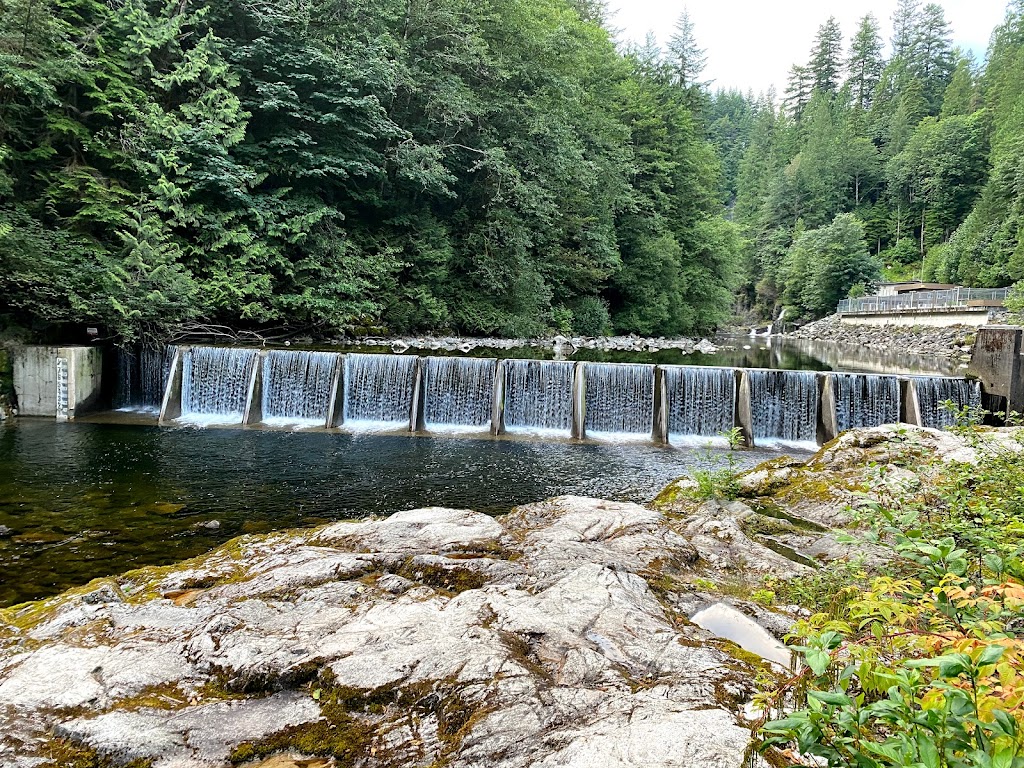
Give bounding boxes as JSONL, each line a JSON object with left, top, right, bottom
{"left": 757, "top": 430, "right": 1024, "bottom": 767}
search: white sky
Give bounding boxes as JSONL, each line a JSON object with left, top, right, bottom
{"left": 605, "top": 0, "right": 1010, "bottom": 96}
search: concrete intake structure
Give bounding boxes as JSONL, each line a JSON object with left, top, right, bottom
{"left": 968, "top": 326, "right": 1024, "bottom": 416}
{"left": 12, "top": 346, "right": 103, "bottom": 420}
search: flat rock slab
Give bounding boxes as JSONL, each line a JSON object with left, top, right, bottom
{"left": 0, "top": 496, "right": 769, "bottom": 768}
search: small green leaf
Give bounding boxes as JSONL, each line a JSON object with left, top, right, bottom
{"left": 808, "top": 690, "right": 852, "bottom": 707}
{"left": 977, "top": 644, "right": 1005, "bottom": 668}
{"left": 805, "top": 648, "right": 830, "bottom": 676}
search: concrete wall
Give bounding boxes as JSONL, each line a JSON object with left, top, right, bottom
{"left": 13, "top": 345, "right": 103, "bottom": 418}
{"left": 968, "top": 326, "right": 1024, "bottom": 415}
{"left": 839, "top": 309, "right": 994, "bottom": 328}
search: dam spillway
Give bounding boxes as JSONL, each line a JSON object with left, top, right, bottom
{"left": 748, "top": 370, "right": 819, "bottom": 443}
{"left": 662, "top": 366, "right": 736, "bottom": 440}
{"left": 180, "top": 347, "right": 258, "bottom": 423}
{"left": 502, "top": 360, "right": 574, "bottom": 434}
{"left": 139, "top": 345, "right": 985, "bottom": 447}
{"left": 421, "top": 357, "right": 496, "bottom": 431}
{"left": 583, "top": 363, "right": 655, "bottom": 438}
{"left": 343, "top": 353, "right": 417, "bottom": 429}
{"left": 115, "top": 345, "right": 177, "bottom": 411}
{"left": 261, "top": 350, "right": 339, "bottom": 426}
{"left": 830, "top": 373, "right": 901, "bottom": 432}
{"left": 912, "top": 376, "right": 982, "bottom": 429}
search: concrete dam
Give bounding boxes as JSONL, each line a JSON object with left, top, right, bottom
{"left": 105, "top": 345, "right": 983, "bottom": 447}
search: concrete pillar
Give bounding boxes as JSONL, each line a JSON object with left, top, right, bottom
{"left": 571, "top": 362, "right": 586, "bottom": 439}
{"left": 736, "top": 369, "right": 754, "bottom": 447}
{"left": 652, "top": 367, "right": 669, "bottom": 444}
{"left": 491, "top": 360, "right": 506, "bottom": 436}
{"left": 899, "top": 377, "right": 922, "bottom": 426}
{"left": 816, "top": 373, "right": 834, "bottom": 445}
{"left": 326, "top": 355, "right": 345, "bottom": 428}
{"left": 159, "top": 346, "right": 185, "bottom": 424}
{"left": 411, "top": 357, "right": 425, "bottom": 432}
{"left": 243, "top": 351, "right": 266, "bottom": 426}
{"left": 968, "top": 326, "right": 1024, "bottom": 417}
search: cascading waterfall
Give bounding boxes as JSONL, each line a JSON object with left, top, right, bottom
{"left": 913, "top": 376, "right": 982, "bottom": 429}
{"left": 115, "top": 345, "right": 176, "bottom": 411}
{"left": 583, "top": 363, "right": 654, "bottom": 436}
{"left": 343, "top": 353, "right": 417, "bottom": 429}
{"left": 662, "top": 366, "right": 736, "bottom": 439}
{"left": 261, "top": 350, "right": 339, "bottom": 425}
{"left": 748, "top": 370, "right": 818, "bottom": 443}
{"left": 422, "top": 357, "right": 496, "bottom": 430}
{"left": 180, "top": 347, "right": 258, "bottom": 422}
{"left": 503, "top": 360, "right": 574, "bottom": 434}
{"left": 831, "top": 373, "right": 900, "bottom": 433}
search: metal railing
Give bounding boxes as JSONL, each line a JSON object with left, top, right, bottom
{"left": 838, "top": 287, "right": 1009, "bottom": 315}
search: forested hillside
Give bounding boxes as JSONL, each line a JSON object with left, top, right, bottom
{"left": 719, "top": 0, "right": 1024, "bottom": 321}
{"left": 0, "top": 0, "right": 740, "bottom": 342}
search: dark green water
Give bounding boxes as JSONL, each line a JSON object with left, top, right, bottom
{"left": 0, "top": 420, "right": 796, "bottom": 607}
{"left": 269, "top": 336, "right": 956, "bottom": 375}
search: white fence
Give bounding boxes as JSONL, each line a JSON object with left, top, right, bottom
{"left": 838, "top": 287, "right": 1009, "bottom": 314}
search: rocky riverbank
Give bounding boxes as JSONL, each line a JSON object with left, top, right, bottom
{"left": 1, "top": 425, "right": 1016, "bottom": 768}
{"left": 786, "top": 313, "right": 985, "bottom": 362}
{"left": 295, "top": 334, "right": 719, "bottom": 357}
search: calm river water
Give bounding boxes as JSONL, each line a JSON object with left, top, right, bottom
{"left": 0, "top": 420, "right": 796, "bottom": 607}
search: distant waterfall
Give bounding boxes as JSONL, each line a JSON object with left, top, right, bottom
{"left": 343, "top": 353, "right": 417, "bottom": 429}
{"left": 663, "top": 366, "right": 736, "bottom": 438}
{"left": 583, "top": 363, "right": 654, "bottom": 436}
{"left": 832, "top": 373, "right": 900, "bottom": 433}
{"left": 181, "top": 347, "right": 258, "bottom": 422}
{"left": 261, "top": 350, "right": 339, "bottom": 425}
{"left": 749, "top": 370, "right": 818, "bottom": 443}
{"left": 503, "top": 360, "right": 574, "bottom": 434}
{"left": 422, "top": 357, "right": 496, "bottom": 430}
{"left": 115, "top": 345, "right": 176, "bottom": 411}
{"left": 914, "top": 376, "right": 982, "bottom": 429}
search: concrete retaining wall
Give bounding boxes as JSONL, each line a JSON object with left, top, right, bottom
{"left": 839, "top": 309, "right": 994, "bottom": 328}
{"left": 13, "top": 346, "right": 103, "bottom": 419}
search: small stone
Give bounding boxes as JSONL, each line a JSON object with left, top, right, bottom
{"left": 0, "top": 525, "right": 12, "bottom": 538}
{"left": 12, "top": 531, "right": 65, "bottom": 545}
{"left": 82, "top": 584, "right": 124, "bottom": 604}
{"left": 150, "top": 502, "right": 186, "bottom": 516}
{"left": 195, "top": 520, "right": 221, "bottom": 530}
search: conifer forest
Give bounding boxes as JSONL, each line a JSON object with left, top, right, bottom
{"left": 1, "top": 0, "right": 1023, "bottom": 341}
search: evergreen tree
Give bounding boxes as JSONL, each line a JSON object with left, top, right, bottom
{"left": 940, "top": 51, "right": 977, "bottom": 117}
{"left": 784, "top": 65, "right": 814, "bottom": 119}
{"left": 913, "top": 3, "right": 956, "bottom": 113}
{"left": 809, "top": 17, "right": 844, "bottom": 95}
{"left": 846, "top": 14, "right": 885, "bottom": 110}
{"left": 667, "top": 8, "right": 708, "bottom": 94}
{"left": 891, "top": 0, "right": 922, "bottom": 62}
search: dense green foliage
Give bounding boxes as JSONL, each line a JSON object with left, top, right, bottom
{"left": 0, "top": 0, "right": 738, "bottom": 341}
{"left": 723, "top": 1, "right": 1024, "bottom": 321}
{"left": 758, "top": 423, "right": 1024, "bottom": 766}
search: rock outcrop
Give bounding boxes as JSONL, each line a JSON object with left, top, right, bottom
{"left": 4, "top": 425, "right": 1011, "bottom": 767}
{"left": 0, "top": 499, "right": 771, "bottom": 768}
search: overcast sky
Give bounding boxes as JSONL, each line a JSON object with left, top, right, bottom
{"left": 605, "top": 0, "right": 1010, "bottom": 96}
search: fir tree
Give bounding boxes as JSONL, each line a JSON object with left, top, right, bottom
{"left": 666, "top": 8, "right": 708, "bottom": 92}
{"left": 809, "top": 17, "right": 844, "bottom": 95}
{"left": 846, "top": 14, "right": 885, "bottom": 110}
